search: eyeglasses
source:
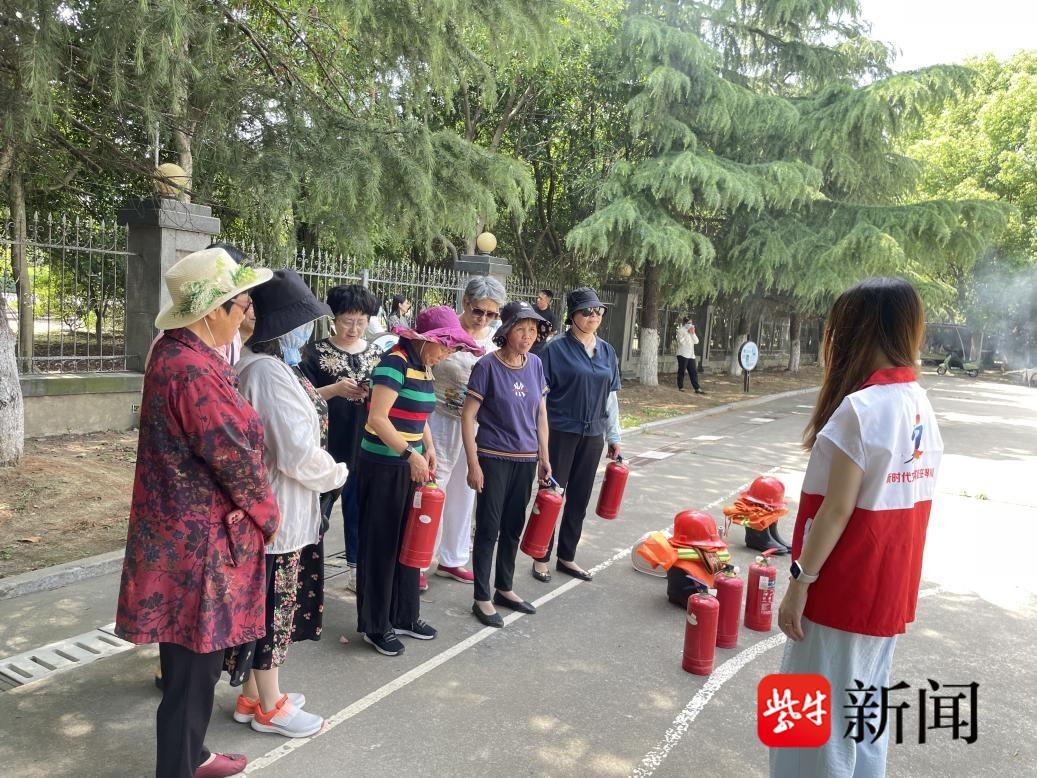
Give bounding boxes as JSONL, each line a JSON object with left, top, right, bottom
{"left": 469, "top": 306, "right": 500, "bottom": 320}
{"left": 336, "top": 317, "right": 368, "bottom": 330}
{"left": 575, "top": 307, "right": 605, "bottom": 318}
{"left": 230, "top": 299, "right": 253, "bottom": 314}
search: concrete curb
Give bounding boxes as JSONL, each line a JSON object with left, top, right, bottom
{"left": 620, "top": 385, "right": 819, "bottom": 439}
{"left": 0, "top": 549, "right": 124, "bottom": 601}
{"left": 0, "top": 385, "right": 818, "bottom": 602}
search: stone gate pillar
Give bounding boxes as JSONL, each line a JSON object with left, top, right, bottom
{"left": 117, "top": 198, "right": 221, "bottom": 371}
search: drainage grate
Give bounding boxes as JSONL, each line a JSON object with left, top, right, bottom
{"left": 0, "top": 624, "right": 135, "bottom": 689}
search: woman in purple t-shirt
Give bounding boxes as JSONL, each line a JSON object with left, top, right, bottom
{"left": 461, "top": 301, "right": 553, "bottom": 628}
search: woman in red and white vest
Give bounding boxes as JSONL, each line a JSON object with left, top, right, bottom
{"left": 771, "top": 277, "right": 943, "bottom": 778}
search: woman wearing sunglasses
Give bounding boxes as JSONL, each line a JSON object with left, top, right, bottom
{"left": 426, "top": 276, "right": 508, "bottom": 588}
{"left": 532, "top": 288, "right": 621, "bottom": 583}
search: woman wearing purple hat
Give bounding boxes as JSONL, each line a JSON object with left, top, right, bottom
{"left": 532, "top": 287, "right": 621, "bottom": 583}
{"left": 356, "top": 306, "right": 484, "bottom": 656}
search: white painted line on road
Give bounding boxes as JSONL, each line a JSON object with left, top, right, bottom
{"left": 692, "top": 435, "right": 725, "bottom": 441}
{"left": 748, "top": 417, "right": 777, "bottom": 424}
{"left": 631, "top": 587, "right": 945, "bottom": 777}
{"left": 247, "top": 470, "right": 781, "bottom": 773}
{"left": 638, "top": 450, "right": 676, "bottom": 460}
{"left": 632, "top": 633, "right": 787, "bottom": 777}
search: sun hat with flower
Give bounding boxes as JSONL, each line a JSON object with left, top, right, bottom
{"left": 155, "top": 247, "right": 272, "bottom": 330}
{"left": 392, "top": 305, "right": 484, "bottom": 355}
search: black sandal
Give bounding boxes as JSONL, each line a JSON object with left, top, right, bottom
{"left": 531, "top": 563, "right": 552, "bottom": 583}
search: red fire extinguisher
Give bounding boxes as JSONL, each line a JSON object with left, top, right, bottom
{"left": 714, "top": 572, "right": 744, "bottom": 649}
{"left": 399, "top": 482, "right": 446, "bottom": 569}
{"left": 744, "top": 549, "right": 778, "bottom": 632}
{"left": 595, "top": 456, "right": 629, "bottom": 520}
{"left": 521, "top": 478, "right": 563, "bottom": 559}
{"left": 682, "top": 592, "right": 719, "bottom": 676}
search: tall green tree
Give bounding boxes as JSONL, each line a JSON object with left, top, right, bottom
{"left": 568, "top": 0, "right": 1008, "bottom": 382}
{"left": 904, "top": 52, "right": 1037, "bottom": 364}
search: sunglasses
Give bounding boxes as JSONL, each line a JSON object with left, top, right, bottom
{"left": 469, "top": 306, "right": 500, "bottom": 320}
{"left": 575, "top": 307, "right": 605, "bottom": 317}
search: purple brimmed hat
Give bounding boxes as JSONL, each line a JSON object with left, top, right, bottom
{"left": 392, "top": 305, "right": 484, "bottom": 355}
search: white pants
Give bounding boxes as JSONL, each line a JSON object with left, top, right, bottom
{"left": 770, "top": 618, "right": 897, "bottom": 778}
{"left": 429, "top": 412, "right": 476, "bottom": 568}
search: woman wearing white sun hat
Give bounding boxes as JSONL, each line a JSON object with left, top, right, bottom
{"left": 116, "top": 247, "right": 279, "bottom": 778}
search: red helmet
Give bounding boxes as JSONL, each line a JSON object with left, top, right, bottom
{"left": 672, "top": 510, "right": 726, "bottom": 550}
{"left": 741, "top": 476, "right": 787, "bottom": 510}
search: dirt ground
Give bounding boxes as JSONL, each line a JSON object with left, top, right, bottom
{"left": 0, "top": 431, "right": 136, "bottom": 579}
{"left": 0, "top": 362, "right": 824, "bottom": 579}
{"left": 618, "top": 363, "right": 823, "bottom": 427}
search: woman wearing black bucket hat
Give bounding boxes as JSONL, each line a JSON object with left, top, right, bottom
{"left": 461, "top": 300, "right": 552, "bottom": 627}
{"left": 532, "top": 288, "right": 621, "bottom": 582}
{"left": 227, "top": 270, "right": 348, "bottom": 738}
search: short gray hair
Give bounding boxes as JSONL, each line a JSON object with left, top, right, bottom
{"left": 463, "top": 275, "right": 507, "bottom": 305}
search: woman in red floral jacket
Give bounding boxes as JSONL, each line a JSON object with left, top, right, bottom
{"left": 115, "top": 247, "right": 279, "bottom": 778}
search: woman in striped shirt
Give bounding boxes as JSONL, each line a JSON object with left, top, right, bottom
{"left": 355, "top": 306, "right": 484, "bottom": 656}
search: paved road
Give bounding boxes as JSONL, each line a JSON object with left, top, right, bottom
{"left": 1, "top": 375, "right": 1034, "bottom": 776}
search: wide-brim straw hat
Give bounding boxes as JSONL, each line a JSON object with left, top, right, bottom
{"left": 155, "top": 247, "right": 272, "bottom": 330}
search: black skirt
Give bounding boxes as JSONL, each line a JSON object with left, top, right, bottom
{"left": 224, "top": 539, "right": 324, "bottom": 685}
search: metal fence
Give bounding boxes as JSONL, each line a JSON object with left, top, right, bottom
{"left": 2, "top": 212, "right": 132, "bottom": 373}
{"left": 229, "top": 240, "right": 611, "bottom": 325}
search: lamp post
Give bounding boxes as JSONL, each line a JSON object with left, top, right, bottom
{"left": 454, "top": 231, "right": 512, "bottom": 286}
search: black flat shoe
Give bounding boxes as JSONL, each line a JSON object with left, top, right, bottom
{"left": 493, "top": 592, "right": 536, "bottom": 614}
{"left": 472, "top": 603, "right": 504, "bottom": 628}
{"left": 556, "top": 561, "right": 593, "bottom": 581}
{"left": 531, "top": 563, "right": 552, "bottom": 583}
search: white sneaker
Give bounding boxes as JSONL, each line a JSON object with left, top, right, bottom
{"left": 233, "top": 692, "right": 306, "bottom": 723}
{"left": 251, "top": 695, "right": 323, "bottom": 737}
{"left": 345, "top": 566, "right": 357, "bottom": 593}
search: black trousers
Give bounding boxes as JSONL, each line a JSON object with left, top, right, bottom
{"left": 676, "top": 355, "right": 701, "bottom": 391}
{"left": 156, "top": 642, "right": 222, "bottom": 778}
{"left": 472, "top": 457, "right": 537, "bottom": 602}
{"left": 356, "top": 459, "right": 420, "bottom": 635}
{"left": 537, "top": 430, "right": 605, "bottom": 563}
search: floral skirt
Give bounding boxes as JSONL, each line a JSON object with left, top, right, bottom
{"left": 224, "top": 541, "right": 324, "bottom": 684}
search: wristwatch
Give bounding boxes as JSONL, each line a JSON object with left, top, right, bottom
{"left": 790, "top": 560, "right": 819, "bottom": 584}
{"left": 401, "top": 444, "right": 419, "bottom": 461}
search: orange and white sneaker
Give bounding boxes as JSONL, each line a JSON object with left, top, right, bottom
{"left": 251, "top": 694, "right": 323, "bottom": 738}
{"left": 233, "top": 692, "right": 306, "bottom": 724}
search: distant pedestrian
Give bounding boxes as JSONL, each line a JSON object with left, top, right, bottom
{"left": 462, "top": 300, "right": 552, "bottom": 628}
{"left": 675, "top": 317, "right": 704, "bottom": 394}
{"left": 771, "top": 277, "right": 943, "bottom": 778}
{"left": 532, "top": 287, "right": 621, "bottom": 583}
{"left": 115, "top": 247, "right": 277, "bottom": 778}
{"left": 531, "top": 289, "right": 556, "bottom": 358}
{"left": 386, "top": 294, "right": 412, "bottom": 330}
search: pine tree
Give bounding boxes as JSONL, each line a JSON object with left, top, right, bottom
{"left": 568, "top": 1, "right": 1010, "bottom": 382}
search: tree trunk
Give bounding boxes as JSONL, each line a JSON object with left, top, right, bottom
{"left": 0, "top": 310, "right": 23, "bottom": 465}
{"left": 637, "top": 261, "right": 660, "bottom": 386}
{"left": 11, "top": 167, "right": 33, "bottom": 371}
{"left": 173, "top": 126, "right": 193, "bottom": 203}
{"left": 728, "top": 308, "right": 748, "bottom": 376}
{"left": 787, "top": 310, "right": 802, "bottom": 373}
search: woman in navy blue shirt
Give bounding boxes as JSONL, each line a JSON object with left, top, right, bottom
{"left": 533, "top": 288, "right": 621, "bottom": 582}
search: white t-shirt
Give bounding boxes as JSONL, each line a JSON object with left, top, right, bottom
{"left": 675, "top": 326, "right": 699, "bottom": 359}
{"left": 793, "top": 368, "right": 943, "bottom": 636}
